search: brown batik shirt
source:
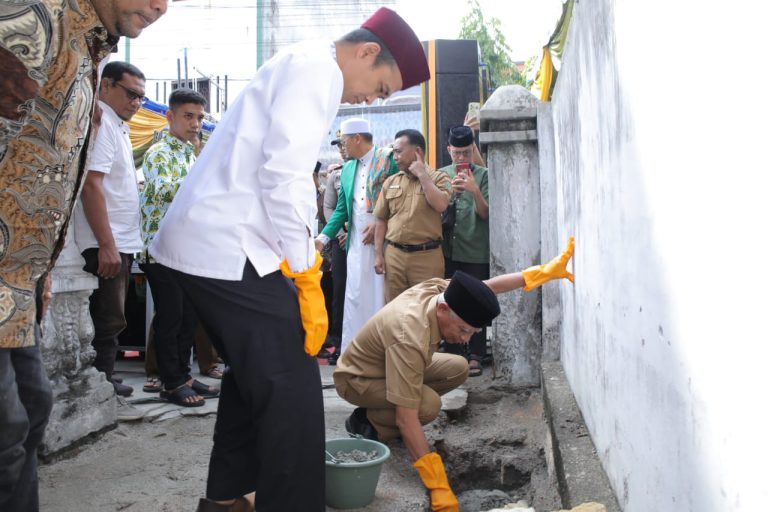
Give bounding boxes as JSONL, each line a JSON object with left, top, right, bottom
{"left": 0, "top": 0, "right": 118, "bottom": 348}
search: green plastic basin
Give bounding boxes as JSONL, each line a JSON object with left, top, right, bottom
{"left": 325, "top": 437, "right": 391, "bottom": 509}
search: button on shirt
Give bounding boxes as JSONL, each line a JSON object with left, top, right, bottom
{"left": 150, "top": 40, "right": 343, "bottom": 278}
{"left": 139, "top": 131, "right": 196, "bottom": 263}
{"left": 334, "top": 278, "right": 448, "bottom": 408}
{"left": 74, "top": 101, "right": 143, "bottom": 253}
{"left": 373, "top": 169, "right": 452, "bottom": 244}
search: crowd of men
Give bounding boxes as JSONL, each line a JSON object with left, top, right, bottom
{"left": 0, "top": 3, "right": 574, "bottom": 512}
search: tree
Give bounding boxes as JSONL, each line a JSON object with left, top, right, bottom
{"left": 458, "top": 0, "right": 525, "bottom": 89}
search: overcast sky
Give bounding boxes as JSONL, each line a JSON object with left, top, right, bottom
{"left": 120, "top": 0, "right": 563, "bottom": 106}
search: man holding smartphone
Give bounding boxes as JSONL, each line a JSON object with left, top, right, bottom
{"left": 440, "top": 125, "right": 490, "bottom": 377}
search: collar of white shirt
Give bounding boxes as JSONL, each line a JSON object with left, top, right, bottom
{"left": 358, "top": 146, "right": 375, "bottom": 169}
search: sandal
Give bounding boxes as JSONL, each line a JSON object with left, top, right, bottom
{"left": 160, "top": 384, "right": 205, "bottom": 407}
{"left": 142, "top": 376, "right": 163, "bottom": 393}
{"left": 203, "top": 366, "right": 224, "bottom": 380}
{"left": 468, "top": 359, "right": 483, "bottom": 377}
{"left": 191, "top": 379, "right": 220, "bottom": 398}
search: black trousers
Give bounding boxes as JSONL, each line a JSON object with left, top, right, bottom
{"left": 166, "top": 262, "right": 325, "bottom": 510}
{"left": 444, "top": 259, "right": 490, "bottom": 359}
{"left": 82, "top": 248, "right": 133, "bottom": 379}
{"left": 0, "top": 334, "right": 52, "bottom": 512}
{"left": 329, "top": 238, "right": 347, "bottom": 349}
{"left": 140, "top": 262, "right": 199, "bottom": 391}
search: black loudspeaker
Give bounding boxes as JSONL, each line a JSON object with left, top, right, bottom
{"left": 434, "top": 75, "right": 480, "bottom": 168}
{"left": 424, "top": 40, "right": 480, "bottom": 169}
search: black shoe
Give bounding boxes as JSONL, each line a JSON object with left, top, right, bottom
{"left": 345, "top": 407, "right": 378, "bottom": 441}
{"left": 111, "top": 380, "right": 134, "bottom": 397}
{"left": 327, "top": 352, "right": 340, "bottom": 366}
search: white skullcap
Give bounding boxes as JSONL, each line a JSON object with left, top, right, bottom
{"left": 340, "top": 118, "right": 371, "bottom": 135}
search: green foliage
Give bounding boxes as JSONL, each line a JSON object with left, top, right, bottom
{"left": 458, "top": 0, "right": 526, "bottom": 89}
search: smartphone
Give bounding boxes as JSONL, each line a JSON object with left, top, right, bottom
{"left": 456, "top": 163, "right": 471, "bottom": 176}
{"left": 467, "top": 102, "right": 480, "bottom": 121}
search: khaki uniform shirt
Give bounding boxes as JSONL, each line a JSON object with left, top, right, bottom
{"left": 0, "top": 1, "right": 117, "bottom": 347}
{"left": 373, "top": 170, "right": 452, "bottom": 245}
{"left": 334, "top": 278, "right": 448, "bottom": 408}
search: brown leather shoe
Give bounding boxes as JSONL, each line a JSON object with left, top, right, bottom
{"left": 196, "top": 497, "right": 254, "bottom": 512}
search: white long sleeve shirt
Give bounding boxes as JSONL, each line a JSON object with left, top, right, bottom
{"left": 150, "top": 41, "right": 343, "bottom": 279}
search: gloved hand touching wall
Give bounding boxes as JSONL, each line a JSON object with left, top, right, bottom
{"left": 522, "top": 236, "right": 575, "bottom": 292}
{"left": 413, "top": 452, "right": 459, "bottom": 512}
{"left": 279, "top": 251, "right": 328, "bottom": 356}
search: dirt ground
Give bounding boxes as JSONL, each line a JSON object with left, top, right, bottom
{"left": 38, "top": 362, "right": 558, "bottom": 511}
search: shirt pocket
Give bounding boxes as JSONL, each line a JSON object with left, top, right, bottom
{"left": 384, "top": 186, "right": 404, "bottom": 213}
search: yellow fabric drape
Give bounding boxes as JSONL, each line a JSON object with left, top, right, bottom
{"left": 536, "top": 47, "right": 554, "bottom": 102}
{"left": 127, "top": 108, "right": 167, "bottom": 149}
{"left": 532, "top": 0, "right": 574, "bottom": 102}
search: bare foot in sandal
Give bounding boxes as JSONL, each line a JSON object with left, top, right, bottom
{"left": 142, "top": 376, "right": 163, "bottom": 393}
{"left": 161, "top": 383, "right": 205, "bottom": 407}
{"left": 468, "top": 359, "right": 483, "bottom": 377}
{"left": 203, "top": 365, "right": 224, "bottom": 379}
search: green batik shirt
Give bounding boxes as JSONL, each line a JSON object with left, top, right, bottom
{"left": 439, "top": 163, "right": 490, "bottom": 264}
{"left": 140, "top": 131, "right": 196, "bottom": 263}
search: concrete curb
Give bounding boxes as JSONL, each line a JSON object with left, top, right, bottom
{"left": 541, "top": 361, "right": 621, "bottom": 511}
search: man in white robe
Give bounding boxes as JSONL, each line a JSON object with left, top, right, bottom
{"left": 315, "top": 118, "right": 398, "bottom": 354}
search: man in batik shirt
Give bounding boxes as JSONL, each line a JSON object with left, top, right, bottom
{"left": 140, "top": 88, "right": 220, "bottom": 407}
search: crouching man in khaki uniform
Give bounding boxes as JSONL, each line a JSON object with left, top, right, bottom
{"left": 334, "top": 237, "right": 575, "bottom": 511}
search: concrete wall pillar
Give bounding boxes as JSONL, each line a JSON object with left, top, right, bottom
{"left": 40, "top": 228, "right": 116, "bottom": 457}
{"left": 480, "top": 85, "right": 542, "bottom": 388}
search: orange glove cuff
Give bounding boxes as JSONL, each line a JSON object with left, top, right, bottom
{"left": 280, "top": 251, "right": 328, "bottom": 356}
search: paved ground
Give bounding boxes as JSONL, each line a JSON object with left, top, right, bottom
{"left": 38, "top": 357, "right": 554, "bottom": 511}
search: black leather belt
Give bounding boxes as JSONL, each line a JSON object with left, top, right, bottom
{"left": 386, "top": 239, "right": 442, "bottom": 252}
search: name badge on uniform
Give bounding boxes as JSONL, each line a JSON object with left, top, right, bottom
{"left": 388, "top": 184, "right": 400, "bottom": 189}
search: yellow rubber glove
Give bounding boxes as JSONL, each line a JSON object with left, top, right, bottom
{"left": 279, "top": 251, "right": 329, "bottom": 356}
{"left": 522, "top": 236, "right": 575, "bottom": 292}
{"left": 413, "top": 452, "right": 459, "bottom": 512}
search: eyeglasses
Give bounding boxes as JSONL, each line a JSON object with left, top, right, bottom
{"left": 113, "top": 81, "right": 147, "bottom": 103}
{"left": 449, "top": 148, "right": 473, "bottom": 158}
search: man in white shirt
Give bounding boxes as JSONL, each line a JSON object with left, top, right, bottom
{"left": 149, "top": 7, "right": 429, "bottom": 512}
{"left": 74, "top": 61, "right": 145, "bottom": 398}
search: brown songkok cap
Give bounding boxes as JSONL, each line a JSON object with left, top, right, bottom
{"left": 361, "top": 8, "right": 430, "bottom": 90}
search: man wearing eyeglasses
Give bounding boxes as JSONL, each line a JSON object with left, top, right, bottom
{"left": 440, "top": 125, "right": 491, "bottom": 377}
{"left": 74, "top": 61, "right": 148, "bottom": 398}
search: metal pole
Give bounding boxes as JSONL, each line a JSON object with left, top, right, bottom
{"left": 184, "top": 48, "right": 189, "bottom": 88}
{"left": 216, "top": 75, "right": 220, "bottom": 113}
{"left": 177, "top": 58, "right": 181, "bottom": 88}
{"left": 224, "top": 75, "right": 228, "bottom": 112}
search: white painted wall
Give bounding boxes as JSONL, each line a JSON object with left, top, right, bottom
{"left": 550, "top": 1, "right": 768, "bottom": 510}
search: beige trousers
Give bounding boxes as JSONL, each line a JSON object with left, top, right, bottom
{"left": 384, "top": 245, "right": 444, "bottom": 303}
{"left": 334, "top": 353, "right": 468, "bottom": 441}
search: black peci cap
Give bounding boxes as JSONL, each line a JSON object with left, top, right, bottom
{"left": 444, "top": 271, "right": 500, "bottom": 328}
{"left": 448, "top": 125, "right": 474, "bottom": 148}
